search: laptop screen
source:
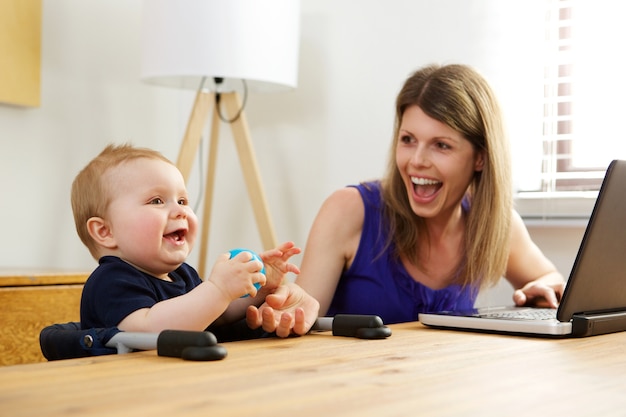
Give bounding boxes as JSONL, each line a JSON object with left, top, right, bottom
{"left": 557, "top": 159, "right": 626, "bottom": 321}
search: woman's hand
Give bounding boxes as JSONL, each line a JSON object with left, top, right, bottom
{"left": 513, "top": 274, "right": 565, "bottom": 308}
{"left": 246, "top": 282, "right": 320, "bottom": 337}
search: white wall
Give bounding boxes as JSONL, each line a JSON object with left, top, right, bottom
{"left": 1, "top": 0, "right": 574, "bottom": 303}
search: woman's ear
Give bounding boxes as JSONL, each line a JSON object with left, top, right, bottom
{"left": 86, "top": 217, "right": 117, "bottom": 249}
{"left": 474, "top": 151, "right": 485, "bottom": 172}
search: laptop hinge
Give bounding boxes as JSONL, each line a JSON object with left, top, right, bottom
{"left": 571, "top": 311, "right": 626, "bottom": 337}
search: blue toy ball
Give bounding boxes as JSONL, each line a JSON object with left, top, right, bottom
{"left": 228, "top": 248, "right": 265, "bottom": 297}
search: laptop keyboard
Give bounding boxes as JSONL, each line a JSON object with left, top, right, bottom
{"left": 479, "top": 308, "right": 557, "bottom": 321}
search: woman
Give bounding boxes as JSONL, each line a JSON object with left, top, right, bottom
{"left": 248, "top": 64, "right": 564, "bottom": 335}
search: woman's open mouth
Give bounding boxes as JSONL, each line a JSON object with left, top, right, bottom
{"left": 411, "top": 176, "right": 442, "bottom": 198}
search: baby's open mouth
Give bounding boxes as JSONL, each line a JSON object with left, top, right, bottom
{"left": 165, "top": 229, "right": 186, "bottom": 242}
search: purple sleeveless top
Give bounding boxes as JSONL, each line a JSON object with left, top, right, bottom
{"left": 326, "top": 181, "right": 477, "bottom": 324}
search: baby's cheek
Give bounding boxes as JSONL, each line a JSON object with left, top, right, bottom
{"left": 186, "top": 211, "right": 200, "bottom": 238}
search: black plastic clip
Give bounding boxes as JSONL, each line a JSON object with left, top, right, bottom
{"left": 312, "top": 314, "right": 392, "bottom": 339}
{"left": 157, "top": 330, "right": 227, "bottom": 361}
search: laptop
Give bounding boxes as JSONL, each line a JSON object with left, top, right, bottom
{"left": 419, "top": 159, "right": 626, "bottom": 337}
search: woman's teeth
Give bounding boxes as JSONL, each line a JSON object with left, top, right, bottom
{"left": 411, "top": 177, "right": 441, "bottom": 185}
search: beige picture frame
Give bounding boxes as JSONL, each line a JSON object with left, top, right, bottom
{"left": 0, "top": 0, "right": 41, "bottom": 107}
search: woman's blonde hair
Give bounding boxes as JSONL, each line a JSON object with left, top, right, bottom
{"left": 70, "top": 144, "right": 173, "bottom": 260}
{"left": 380, "top": 64, "right": 512, "bottom": 289}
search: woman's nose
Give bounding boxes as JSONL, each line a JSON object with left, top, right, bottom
{"left": 411, "top": 145, "right": 429, "bottom": 166}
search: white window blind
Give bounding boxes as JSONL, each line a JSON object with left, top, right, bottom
{"left": 516, "top": 0, "right": 626, "bottom": 220}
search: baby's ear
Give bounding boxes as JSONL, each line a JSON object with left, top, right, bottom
{"left": 86, "top": 217, "right": 117, "bottom": 249}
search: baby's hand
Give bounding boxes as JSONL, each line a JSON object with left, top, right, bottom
{"left": 258, "top": 242, "right": 301, "bottom": 290}
{"left": 208, "top": 252, "right": 266, "bottom": 300}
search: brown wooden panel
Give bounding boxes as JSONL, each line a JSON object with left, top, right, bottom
{"left": 0, "top": 272, "right": 89, "bottom": 287}
{"left": 0, "top": 285, "right": 83, "bottom": 366}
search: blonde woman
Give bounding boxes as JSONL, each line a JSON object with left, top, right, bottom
{"left": 249, "top": 64, "right": 564, "bottom": 335}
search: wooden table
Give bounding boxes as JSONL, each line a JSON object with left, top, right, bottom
{"left": 0, "top": 271, "right": 89, "bottom": 365}
{"left": 1, "top": 322, "right": 626, "bottom": 416}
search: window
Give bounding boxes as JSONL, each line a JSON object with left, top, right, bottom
{"left": 516, "top": 0, "right": 626, "bottom": 220}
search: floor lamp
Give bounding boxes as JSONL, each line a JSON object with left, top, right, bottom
{"left": 140, "top": 0, "right": 300, "bottom": 277}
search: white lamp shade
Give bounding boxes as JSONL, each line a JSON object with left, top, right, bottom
{"left": 141, "top": 0, "right": 300, "bottom": 93}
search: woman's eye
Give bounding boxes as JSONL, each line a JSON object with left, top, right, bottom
{"left": 437, "top": 142, "right": 451, "bottom": 150}
{"left": 400, "top": 135, "right": 413, "bottom": 144}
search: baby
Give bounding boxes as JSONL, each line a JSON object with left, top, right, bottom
{"left": 73, "top": 144, "right": 301, "bottom": 333}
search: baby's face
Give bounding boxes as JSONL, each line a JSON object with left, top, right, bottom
{"left": 102, "top": 158, "right": 198, "bottom": 278}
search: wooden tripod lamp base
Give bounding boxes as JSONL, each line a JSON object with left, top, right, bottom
{"left": 176, "top": 90, "right": 278, "bottom": 277}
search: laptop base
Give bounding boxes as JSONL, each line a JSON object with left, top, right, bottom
{"left": 421, "top": 323, "right": 571, "bottom": 339}
{"left": 572, "top": 311, "right": 626, "bottom": 337}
